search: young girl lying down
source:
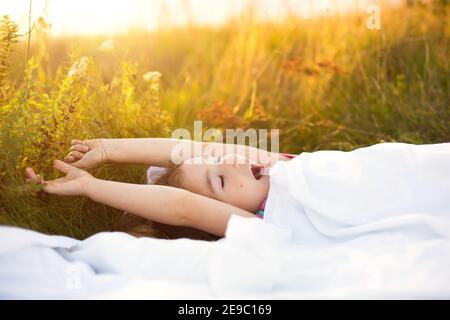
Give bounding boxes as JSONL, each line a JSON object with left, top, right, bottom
{"left": 25, "top": 138, "right": 450, "bottom": 242}
{"left": 25, "top": 138, "right": 293, "bottom": 238}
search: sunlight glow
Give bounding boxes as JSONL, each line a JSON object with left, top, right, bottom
{"left": 0, "top": 0, "right": 398, "bottom": 35}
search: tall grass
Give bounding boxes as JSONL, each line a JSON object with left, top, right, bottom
{"left": 0, "top": 2, "right": 449, "bottom": 239}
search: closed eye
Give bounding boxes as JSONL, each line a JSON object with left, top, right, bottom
{"left": 219, "top": 175, "right": 224, "bottom": 188}
{"left": 216, "top": 155, "right": 223, "bottom": 163}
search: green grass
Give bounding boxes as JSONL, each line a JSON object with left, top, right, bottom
{"left": 0, "top": 3, "right": 449, "bottom": 239}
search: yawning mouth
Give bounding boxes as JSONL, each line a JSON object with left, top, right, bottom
{"left": 250, "top": 164, "right": 264, "bottom": 180}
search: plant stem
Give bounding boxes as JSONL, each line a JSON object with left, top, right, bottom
{"left": 26, "top": 0, "right": 32, "bottom": 64}
{"left": 24, "top": 0, "right": 33, "bottom": 99}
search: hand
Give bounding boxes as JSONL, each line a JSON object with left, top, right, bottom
{"left": 64, "top": 139, "right": 110, "bottom": 170}
{"left": 25, "top": 160, "right": 93, "bottom": 197}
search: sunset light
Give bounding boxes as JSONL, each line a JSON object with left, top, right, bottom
{"left": 1, "top": 0, "right": 399, "bottom": 35}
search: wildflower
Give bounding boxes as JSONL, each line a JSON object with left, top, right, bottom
{"left": 99, "top": 39, "right": 116, "bottom": 52}
{"left": 68, "top": 57, "right": 88, "bottom": 78}
{"left": 37, "top": 16, "right": 49, "bottom": 29}
{"left": 199, "top": 101, "right": 249, "bottom": 129}
{"left": 317, "top": 61, "right": 341, "bottom": 73}
{"left": 143, "top": 71, "right": 162, "bottom": 82}
{"left": 301, "top": 66, "right": 319, "bottom": 76}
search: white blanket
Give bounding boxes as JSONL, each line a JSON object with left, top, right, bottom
{"left": 265, "top": 142, "right": 450, "bottom": 244}
{"left": 1, "top": 143, "right": 449, "bottom": 299}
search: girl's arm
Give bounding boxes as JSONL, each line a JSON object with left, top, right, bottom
{"left": 86, "top": 177, "right": 254, "bottom": 236}
{"left": 67, "top": 138, "right": 289, "bottom": 169}
{"left": 26, "top": 160, "right": 255, "bottom": 237}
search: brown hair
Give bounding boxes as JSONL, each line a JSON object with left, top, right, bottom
{"left": 114, "top": 165, "right": 221, "bottom": 241}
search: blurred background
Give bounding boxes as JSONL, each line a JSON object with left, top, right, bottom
{"left": 3, "top": 0, "right": 402, "bottom": 35}
{"left": 0, "top": 0, "right": 448, "bottom": 238}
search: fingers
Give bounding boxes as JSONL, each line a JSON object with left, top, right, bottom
{"left": 53, "top": 159, "right": 73, "bottom": 174}
{"left": 64, "top": 150, "right": 87, "bottom": 162}
{"left": 71, "top": 139, "right": 91, "bottom": 148}
{"left": 71, "top": 139, "right": 83, "bottom": 146}
{"left": 68, "top": 160, "right": 86, "bottom": 169}
{"left": 25, "top": 167, "right": 44, "bottom": 184}
{"left": 24, "top": 167, "right": 64, "bottom": 198}
{"left": 66, "top": 141, "right": 90, "bottom": 163}
{"left": 70, "top": 144, "right": 90, "bottom": 153}
{"left": 25, "top": 167, "right": 37, "bottom": 180}
{"left": 41, "top": 178, "right": 63, "bottom": 195}
{"left": 65, "top": 151, "right": 84, "bottom": 161}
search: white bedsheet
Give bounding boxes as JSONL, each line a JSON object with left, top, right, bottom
{"left": 1, "top": 143, "right": 449, "bottom": 299}
{"left": 1, "top": 216, "right": 449, "bottom": 299}
{"left": 265, "top": 142, "right": 450, "bottom": 244}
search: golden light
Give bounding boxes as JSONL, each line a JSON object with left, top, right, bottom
{"left": 0, "top": 0, "right": 400, "bottom": 36}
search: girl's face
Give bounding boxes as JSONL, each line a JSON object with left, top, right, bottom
{"left": 178, "top": 154, "right": 270, "bottom": 212}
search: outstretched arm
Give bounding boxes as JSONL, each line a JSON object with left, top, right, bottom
{"left": 66, "top": 138, "right": 289, "bottom": 169}
{"left": 86, "top": 178, "right": 254, "bottom": 236}
{"left": 26, "top": 160, "right": 255, "bottom": 237}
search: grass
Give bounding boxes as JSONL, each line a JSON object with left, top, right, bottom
{"left": 0, "top": 2, "right": 449, "bottom": 239}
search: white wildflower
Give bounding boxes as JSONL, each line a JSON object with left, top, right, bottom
{"left": 143, "top": 71, "right": 162, "bottom": 82}
{"left": 99, "top": 39, "right": 116, "bottom": 52}
{"left": 68, "top": 57, "right": 89, "bottom": 78}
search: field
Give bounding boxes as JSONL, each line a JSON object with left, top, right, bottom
{"left": 0, "top": 2, "right": 449, "bottom": 239}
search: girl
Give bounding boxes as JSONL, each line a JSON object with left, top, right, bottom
{"left": 25, "top": 138, "right": 294, "bottom": 238}
{"left": 26, "top": 138, "right": 450, "bottom": 243}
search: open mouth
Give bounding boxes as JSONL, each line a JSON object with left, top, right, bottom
{"left": 250, "top": 164, "right": 264, "bottom": 180}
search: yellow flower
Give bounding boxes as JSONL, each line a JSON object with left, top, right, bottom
{"left": 37, "top": 16, "right": 49, "bottom": 29}
{"left": 99, "top": 39, "right": 117, "bottom": 52}
{"left": 68, "top": 57, "right": 88, "bottom": 78}
{"left": 143, "top": 71, "right": 162, "bottom": 82}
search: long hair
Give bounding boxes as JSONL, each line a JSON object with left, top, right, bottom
{"left": 114, "top": 165, "right": 221, "bottom": 241}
